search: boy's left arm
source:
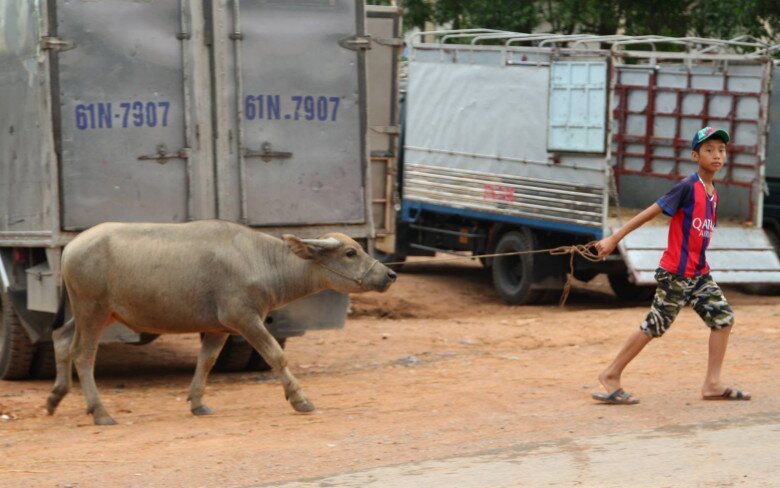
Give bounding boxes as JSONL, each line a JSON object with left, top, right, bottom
{"left": 596, "top": 203, "right": 663, "bottom": 258}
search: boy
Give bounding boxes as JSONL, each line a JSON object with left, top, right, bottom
{"left": 592, "top": 127, "right": 751, "bottom": 405}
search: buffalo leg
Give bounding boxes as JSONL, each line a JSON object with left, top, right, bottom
{"left": 232, "top": 316, "right": 314, "bottom": 413}
{"left": 70, "top": 307, "right": 115, "bottom": 425}
{"left": 187, "top": 332, "right": 229, "bottom": 416}
{"left": 46, "top": 318, "right": 76, "bottom": 415}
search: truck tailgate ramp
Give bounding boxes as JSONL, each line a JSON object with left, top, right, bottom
{"left": 619, "top": 227, "right": 780, "bottom": 285}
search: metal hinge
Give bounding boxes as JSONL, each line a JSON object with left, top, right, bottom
{"left": 138, "top": 144, "right": 190, "bottom": 165}
{"left": 244, "top": 142, "right": 292, "bottom": 163}
{"left": 373, "top": 37, "right": 404, "bottom": 47}
{"left": 370, "top": 125, "right": 400, "bottom": 135}
{"left": 339, "top": 35, "right": 372, "bottom": 51}
{"left": 41, "top": 36, "right": 76, "bottom": 52}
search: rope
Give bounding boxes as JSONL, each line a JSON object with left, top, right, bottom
{"left": 319, "top": 258, "right": 380, "bottom": 286}
{"left": 385, "top": 241, "right": 603, "bottom": 307}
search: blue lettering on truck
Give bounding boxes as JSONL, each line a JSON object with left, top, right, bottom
{"left": 74, "top": 94, "right": 341, "bottom": 129}
{"left": 74, "top": 101, "right": 171, "bottom": 130}
{"left": 244, "top": 94, "right": 341, "bottom": 121}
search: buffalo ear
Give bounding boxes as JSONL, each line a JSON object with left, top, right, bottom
{"left": 283, "top": 235, "right": 314, "bottom": 260}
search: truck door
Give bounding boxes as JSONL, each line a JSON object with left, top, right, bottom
{"left": 218, "top": 0, "right": 368, "bottom": 226}
{"left": 56, "top": 1, "right": 197, "bottom": 230}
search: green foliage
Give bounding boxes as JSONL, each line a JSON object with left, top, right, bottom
{"left": 432, "top": 0, "right": 541, "bottom": 33}
{"left": 545, "top": 0, "right": 622, "bottom": 36}
{"left": 403, "top": 0, "right": 433, "bottom": 30}
{"left": 689, "top": 0, "right": 780, "bottom": 40}
{"left": 621, "top": 0, "right": 691, "bottom": 37}
{"left": 395, "top": 0, "right": 780, "bottom": 43}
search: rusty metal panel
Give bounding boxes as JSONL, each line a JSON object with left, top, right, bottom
{"left": 612, "top": 62, "right": 770, "bottom": 222}
{"left": 619, "top": 227, "right": 780, "bottom": 284}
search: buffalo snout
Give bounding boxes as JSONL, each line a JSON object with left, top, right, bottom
{"left": 366, "top": 261, "right": 397, "bottom": 293}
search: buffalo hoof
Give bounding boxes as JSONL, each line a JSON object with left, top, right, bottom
{"left": 291, "top": 399, "right": 316, "bottom": 413}
{"left": 93, "top": 416, "right": 118, "bottom": 426}
{"left": 191, "top": 405, "right": 214, "bottom": 416}
{"left": 46, "top": 396, "right": 61, "bottom": 415}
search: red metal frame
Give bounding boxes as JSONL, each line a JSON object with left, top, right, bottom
{"left": 612, "top": 66, "right": 765, "bottom": 216}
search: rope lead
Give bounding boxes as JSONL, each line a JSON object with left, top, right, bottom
{"left": 385, "top": 241, "right": 603, "bottom": 307}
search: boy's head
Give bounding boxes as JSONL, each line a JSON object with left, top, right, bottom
{"left": 691, "top": 127, "right": 729, "bottom": 152}
{"left": 691, "top": 127, "right": 729, "bottom": 173}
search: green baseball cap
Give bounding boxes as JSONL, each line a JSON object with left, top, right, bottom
{"left": 691, "top": 127, "right": 730, "bottom": 149}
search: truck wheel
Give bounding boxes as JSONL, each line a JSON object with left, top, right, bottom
{"left": 0, "top": 292, "right": 35, "bottom": 380}
{"left": 607, "top": 272, "right": 655, "bottom": 301}
{"left": 573, "top": 269, "right": 598, "bottom": 283}
{"left": 213, "top": 335, "right": 253, "bottom": 373}
{"left": 29, "top": 342, "right": 56, "bottom": 379}
{"left": 247, "top": 337, "right": 286, "bottom": 372}
{"left": 491, "top": 231, "right": 542, "bottom": 305}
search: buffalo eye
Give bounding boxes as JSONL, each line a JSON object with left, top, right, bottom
{"left": 346, "top": 248, "right": 357, "bottom": 258}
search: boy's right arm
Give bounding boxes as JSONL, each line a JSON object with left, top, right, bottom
{"left": 595, "top": 203, "right": 663, "bottom": 258}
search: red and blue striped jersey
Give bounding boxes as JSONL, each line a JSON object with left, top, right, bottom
{"left": 657, "top": 173, "right": 717, "bottom": 277}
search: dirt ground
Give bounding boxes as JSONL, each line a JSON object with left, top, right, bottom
{"left": 1, "top": 258, "right": 778, "bottom": 487}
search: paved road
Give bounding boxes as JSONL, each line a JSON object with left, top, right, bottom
{"left": 260, "top": 410, "right": 780, "bottom": 488}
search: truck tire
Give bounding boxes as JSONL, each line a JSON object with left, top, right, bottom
{"left": 491, "top": 231, "right": 543, "bottom": 305}
{"left": 0, "top": 292, "right": 36, "bottom": 380}
{"left": 247, "top": 337, "right": 286, "bottom": 372}
{"left": 29, "top": 342, "right": 56, "bottom": 379}
{"left": 213, "top": 335, "right": 253, "bottom": 373}
{"left": 573, "top": 269, "right": 598, "bottom": 283}
{"left": 607, "top": 272, "right": 655, "bottom": 301}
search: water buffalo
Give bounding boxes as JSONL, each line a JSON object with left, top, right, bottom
{"left": 46, "top": 220, "right": 396, "bottom": 425}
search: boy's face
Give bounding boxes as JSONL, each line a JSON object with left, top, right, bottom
{"left": 691, "top": 138, "right": 727, "bottom": 174}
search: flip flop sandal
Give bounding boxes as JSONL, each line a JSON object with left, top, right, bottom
{"left": 703, "top": 388, "right": 751, "bottom": 401}
{"left": 591, "top": 388, "right": 640, "bottom": 405}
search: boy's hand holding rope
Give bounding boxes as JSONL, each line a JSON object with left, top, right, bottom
{"left": 385, "top": 241, "right": 604, "bottom": 306}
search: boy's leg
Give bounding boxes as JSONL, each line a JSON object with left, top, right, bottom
{"left": 597, "top": 268, "right": 684, "bottom": 398}
{"left": 702, "top": 325, "right": 734, "bottom": 396}
{"left": 598, "top": 329, "right": 651, "bottom": 394}
{"left": 691, "top": 276, "right": 750, "bottom": 399}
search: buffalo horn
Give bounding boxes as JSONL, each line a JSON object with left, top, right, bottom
{"left": 300, "top": 237, "right": 341, "bottom": 250}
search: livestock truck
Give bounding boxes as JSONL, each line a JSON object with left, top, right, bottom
{"left": 0, "top": 1, "right": 402, "bottom": 379}
{"left": 385, "top": 30, "right": 780, "bottom": 304}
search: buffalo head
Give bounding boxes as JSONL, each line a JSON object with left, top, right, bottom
{"left": 283, "top": 233, "right": 396, "bottom": 293}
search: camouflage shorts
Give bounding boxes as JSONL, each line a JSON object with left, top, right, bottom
{"left": 640, "top": 268, "right": 735, "bottom": 338}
